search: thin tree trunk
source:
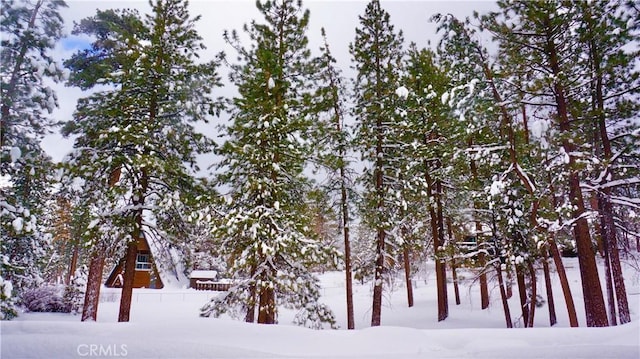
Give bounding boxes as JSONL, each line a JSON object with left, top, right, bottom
{"left": 542, "top": 254, "right": 557, "bottom": 326}
{"left": 435, "top": 179, "right": 448, "bottom": 321}
{"left": 447, "top": 217, "right": 461, "bottom": 305}
{"left": 516, "top": 266, "right": 529, "bottom": 327}
{"left": 466, "top": 136, "right": 489, "bottom": 310}
{"left": 506, "top": 268, "right": 513, "bottom": 299}
{"left": 496, "top": 264, "right": 512, "bottom": 328}
{"left": 547, "top": 172, "right": 579, "bottom": 327}
{"left": 343, "top": 214, "right": 355, "bottom": 329}
{"left": 371, "top": 227, "right": 385, "bottom": 326}
{"left": 591, "top": 193, "right": 618, "bottom": 326}
{"left": 584, "top": 4, "right": 630, "bottom": 324}
{"left": 245, "top": 263, "right": 257, "bottom": 323}
{"left": 478, "top": 236, "right": 489, "bottom": 309}
{"left": 598, "top": 201, "right": 617, "bottom": 326}
{"left": 403, "top": 244, "right": 414, "bottom": 308}
{"left": 81, "top": 250, "right": 105, "bottom": 322}
{"left": 67, "top": 241, "right": 79, "bottom": 285}
{"left": 548, "top": 235, "right": 579, "bottom": 327}
{"left": 591, "top": 195, "right": 606, "bottom": 257}
{"left": 600, "top": 194, "right": 630, "bottom": 324}
{"left": 527, "top": 262, "right": 537, "bottom": 328}
{"left": 451, "top": 260, "right": 461, "bottom": 306}
{"left": 245, "top": 287, "right": 256, "bottom": 323}
{"left": 323, "top": 29, "right": 355, "bottom": 329}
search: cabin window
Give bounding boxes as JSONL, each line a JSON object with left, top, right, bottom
{"left": 136, "top": 252, "right": 151, "bottom": 271}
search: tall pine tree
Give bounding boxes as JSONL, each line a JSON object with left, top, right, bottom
{"left": 350, "top": 0, "right": 404, "bottom": 327}
{"left": 201, "top": 0, "right": 337, "bottom": 329}
{"left": 1, "top": 0, "right": 67, "bottom": 317}
{"left": 314, "top": 27, "right": 356, "bottom": 329}
{"left": 62, "top": 0, "right": 221, "bottom": 322}
{"left": 483, "top": 0, "right": 609, "bottom": 327}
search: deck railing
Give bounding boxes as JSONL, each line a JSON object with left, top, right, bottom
{"left": 194, "top": 280, "right": 232, "bottom": 291}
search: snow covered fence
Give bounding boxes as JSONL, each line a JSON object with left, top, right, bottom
{"left": 99, "top": 289, "right": 216, "bottom": 303}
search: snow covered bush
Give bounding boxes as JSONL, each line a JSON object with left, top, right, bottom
{"left": 292, "top": 301, "right": 338, "bottom": 329}
{"left": 63, "top": 266, "right": 87, "bottom": 314}
{"left": 1, "top": 275, "right": 18, "bottom": 320}
{"left": 21, "top": 285, "right": 66, "bottom": 313}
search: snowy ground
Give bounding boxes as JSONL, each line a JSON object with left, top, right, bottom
{"left": 2, "top": 257, "right": 639, "bottom": 358}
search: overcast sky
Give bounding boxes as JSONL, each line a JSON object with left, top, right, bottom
{"left": 43, "top": 0, "right": 499, "bottom": 166}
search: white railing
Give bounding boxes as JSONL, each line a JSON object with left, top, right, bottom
{"left": 99, "top": 289, "right": 218, "bottom": 303}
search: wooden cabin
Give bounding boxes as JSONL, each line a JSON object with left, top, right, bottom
{"left": 105, "top": 236, "right": 164, "bottom": 289}
{"left": 189, "top": 270, "right": 231, "bottom": 291}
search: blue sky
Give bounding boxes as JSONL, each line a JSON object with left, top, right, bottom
{"left": 61, "top": 35, "right": 92, "bottom": 51}
{"left": 43, "top": 0, "right": 499, "bottom": 166}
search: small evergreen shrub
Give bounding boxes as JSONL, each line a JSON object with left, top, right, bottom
{"left": 63, "top": 266, "right": 87, "bottom": 314}
{"left": 21, "top": 285, "right": 67, "bottom": 313}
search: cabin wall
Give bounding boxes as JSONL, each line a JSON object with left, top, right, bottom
{"left": 105, "top": 237, "right": 164, "bottom": 289}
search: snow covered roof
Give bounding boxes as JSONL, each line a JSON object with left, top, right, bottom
{"left": 189, "top": 270, "right": 218, "bottom": 279}
{"left": 143, "top": 231, "right": 189, "bottom": 289}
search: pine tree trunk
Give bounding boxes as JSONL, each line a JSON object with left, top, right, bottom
{"left": 544, "top": 15, "right": 608, "bottom": 327}
{"left": 403, "top": 244, "right": 414, "bottom": 308}
{"left": 429, "top": 206, "right": 447, "bottom": 318}
{"left": 81, "top": 250, "right": 105, "bottom": 321}
{"left": 451, "top": 260, "right": 461, "bottom": 306}
{"left": 371, "top": 94, "right": 385, "bottom": 327}
{"left": 546, "top": 172, "right": 579, "bottom": 327}
{"left": 245, "top": 287, "right": 256, "bottom": 323}
{"left": 435, "top": 180, "right": 448, "bottom": 321}
{"left": 527, "top": 262, "right": 537, "bottom": 328}
{"left": 584, "top": 4, "right": 631, "bottom": 324}
{"left": 447, "top": 218, "right": 461, "bottom": 305}
{"left": 516, "top": 266, "right": 529, "bottom": 327}
{"left": 330, "top": 40, "right": 355, "bottom": 328}
{"left": 591, "top": 195, "right": 606, "bottom": 257}
{"left": 600, "top": 194, "right": 630, "bottom": 324}
{"left": 425, "top": 147, "right": 449, "bottom": 319}
{"left": 468, "top": 137, "right": 490, "bottom": 310}
{"left": 548, "top": 235, "right": 579, "bottom": 327}
{"left": 478, "top": 241, "right": 489, "bottom": 309}
{"left": 118, "top": 167, "right": 147, "bottom": 323}
{"left": 506, "top": 267, "right": 513, "bottom": 299}
{"left": 343, "top": 213, "right": 355, "bottom": 329}
{"left": 542, "top": 255, "right": 557, "bottom": 326}
{"left": 371, "top": 227, "right": 385, "bottom": 326}
{"left": 496, "top": 264, "right": 513, "bottom": 328}
{"left": 245, "top": 263, "right": 257, "bottom": 323}
{"left": 257, "top": 282, "right": 276, "bottom": 324}
{"left": 67, "top": 241, "right": 79, "bottom": 285}
{"left": 117, "top": 240, "right": 138, "bottom": 322}
{"left": 599, "top": 205, "right": 617, "bottom": 326}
